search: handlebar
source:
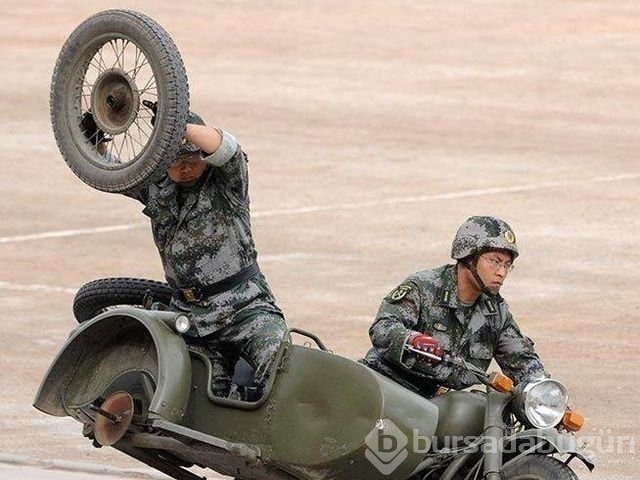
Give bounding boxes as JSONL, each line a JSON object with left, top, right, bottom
{"left": 405, "top": 345, "right": 492, "bottom": 386}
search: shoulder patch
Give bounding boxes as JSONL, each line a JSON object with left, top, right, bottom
{"left": 388, "top": 284, "right": 413, "bottom": 302}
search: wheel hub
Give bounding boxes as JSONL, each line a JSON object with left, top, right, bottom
{"left": 93, "top": 391, "right": 134, "bottom": 446}
{"left": 91, "top": 68, "right": 140, "bottom": 135}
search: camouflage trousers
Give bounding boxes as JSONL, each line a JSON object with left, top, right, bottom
{"left": 186, "top": 308, "right": 287, "bottom": 398}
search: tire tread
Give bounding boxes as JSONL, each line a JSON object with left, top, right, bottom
{"left": 73, "top": 277, "right": 173, "bottom": 322}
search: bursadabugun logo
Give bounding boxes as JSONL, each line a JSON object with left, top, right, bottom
{"left": 364, "top": 419, "right": 409, "bottom": 475}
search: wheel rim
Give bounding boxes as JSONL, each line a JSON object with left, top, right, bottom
{"left": 75, "top": 36, "right": 158, "bottom": 167}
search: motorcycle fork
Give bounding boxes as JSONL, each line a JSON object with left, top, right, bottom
{"left": 438, "top": 389, "right": 510, "bottom": 480}
{"left": 482, "top": 389, "right": 510, "bottom": 480}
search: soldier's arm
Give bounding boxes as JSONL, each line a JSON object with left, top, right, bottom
{"left": 494, "top": 308, "right": 547, "bottom": 385}
{"left": 185, "top": 123, "right": 224, "bottom": 154}
{"left": 369, "top": 281, "right": 423, "bottom": 367}
{"left": 123, "top": 186, "right": 150, "bottom": 205}
{"left": 188, "top": 124, "right": 247, "bottom": 201}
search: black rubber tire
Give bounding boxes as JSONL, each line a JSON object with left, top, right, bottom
{"left": 51, "top": 9, "right": 189, "bottom": 193}
{"left": 501, "top": 455, "right": 579, "bottom": 479}
{"left": 73, "top": 277, "right": 173, "bottom": 323}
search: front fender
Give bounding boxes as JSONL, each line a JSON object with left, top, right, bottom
{"left": 33, "top": 307, "right": 191, "bottom": 424}
{"left": 503, "top": 428, "right": 595, "bottom": 472}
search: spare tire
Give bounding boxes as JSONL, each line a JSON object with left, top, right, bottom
{"left": 73, "top": 277, "right": 173, "bottom": 323}
{"left": 51, "top": 9, "right": 189, "bottom": 193}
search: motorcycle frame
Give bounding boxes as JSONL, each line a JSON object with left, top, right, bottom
{"left": 413, "top": 385, "right": 595, "bottom": 479}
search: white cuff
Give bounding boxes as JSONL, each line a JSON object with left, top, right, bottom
{"left": 203, "top": 130, "right": 238, "bottom": 167}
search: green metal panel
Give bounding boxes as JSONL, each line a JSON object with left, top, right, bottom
{"left": 268, "top": 347, "right": 439, "bottom": 480}
{"left": 36, "top": 319, "right": 448, "bottom": 480}
{"left": 33, "top": 307, "right": 192, "bottom": 423}
{"left": 180, "top": 344, "right": 440, "bottom": 480}
{"left": 503, "top": 428, "right": 596, "bottom": 471}
{"left": 430, "top": 391, "right": 486, "bottom": 441}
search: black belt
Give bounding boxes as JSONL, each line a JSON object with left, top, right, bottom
{"left": 175, "top": 263, "right": 260, "bottom": 303}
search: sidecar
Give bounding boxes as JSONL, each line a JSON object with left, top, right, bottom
{"left": 35, "top": 307, "right": 441, "bottom": 480}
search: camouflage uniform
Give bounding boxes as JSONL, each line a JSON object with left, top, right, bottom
{"left": 362, "top": 216, "right": 546, "bottom": 397}
{"left": 131, "top": 132, "right": 286, "bottom": 396}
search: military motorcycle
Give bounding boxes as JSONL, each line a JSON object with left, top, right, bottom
{"left": 42, "top": 10, "right": 595, "bottom": 480}
{"left": 35, "top": 296, "right": 594, "bottom": 480}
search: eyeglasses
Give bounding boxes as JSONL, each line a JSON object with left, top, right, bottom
{"left": 482, "top": 256, "right": 515, "bottom": 272}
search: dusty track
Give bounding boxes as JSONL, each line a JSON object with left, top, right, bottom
{"left": 0, "top": 1, "right": 638, "bottom": 478}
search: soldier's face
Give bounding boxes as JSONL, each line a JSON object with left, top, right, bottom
{"left": 167, "top": 153, "right": 207, "bottom": 185}
{"left": 476, "top": 250, "right": 513, "bottom": 294}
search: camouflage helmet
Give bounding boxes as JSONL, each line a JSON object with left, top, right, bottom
{"left": 451, "top": 216, "right": 519, "bottom": 260}
{"left": 177, "top": 111, "right": 206, "bottom": 156}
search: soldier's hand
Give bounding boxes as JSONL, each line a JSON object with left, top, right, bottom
{"left": 407, "top": 331, "right": 443, "bottom": 366}
{"left": 142, "top": 100, "right": 158, "bottom": 126}
{"left": 79, "top": 111, "right": 109, "bottom": 145}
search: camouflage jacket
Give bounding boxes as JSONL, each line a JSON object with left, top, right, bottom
{"left": 131, "top": 138, "right": 282, "bottom": 335}
{"left": 362, "top": 264, "right": 546, "bottom": 395}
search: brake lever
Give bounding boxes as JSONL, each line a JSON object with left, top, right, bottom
{"left": 405, "top": 346, "right": 491, "bottom": 384}
{"left": 405, "top": 345, "right": 443, "bottom": 362}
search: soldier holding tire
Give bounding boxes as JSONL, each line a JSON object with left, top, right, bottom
{"left": 84, "top": 107, "right": 286, "bottom": 399}
{"left": 52, "top": 10, "right": 287, "bottom": 399}
{"left": 143, "top": 108, "right": 286, "bottom": 398}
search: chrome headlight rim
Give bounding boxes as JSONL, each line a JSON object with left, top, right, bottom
{"left": 520, "top": 378, "right": 569, "bottom": 429}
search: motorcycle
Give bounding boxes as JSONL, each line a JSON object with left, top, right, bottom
{"left": 34, "top": 301, "right": 594, "bottom": 480}
{"left": 43, "top": 10, "right": 594, "bottom": 479}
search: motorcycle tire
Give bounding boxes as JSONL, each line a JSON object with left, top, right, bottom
{"left": 73, "top": 277, "right": 173, "bottom": 323}
{"left": 51, "top": 9, "right": 189, "bottom": 194}
{"left": 501, "top": 454, "right": 578, "bottom": 479}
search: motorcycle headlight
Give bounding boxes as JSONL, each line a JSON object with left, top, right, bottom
{"left": 175, "top": 315, "right": 191, "bottom": 333}
{"left": 516, "top": 379, "right": 568, "bottom": 429}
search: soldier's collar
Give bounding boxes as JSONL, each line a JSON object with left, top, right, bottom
{"left": 480, "top": 291, "right": 504, "bottom": 312}
{"left": 158, "top": 176, "right": 177, "bottom": 192}
{"left": 155, "top": 177, "right": 178, "bottom": 205}
{"left": 437, "top": 265, "right": 504, "bottom": 311}
{"left": 437, "top": 264, "right": 462, "bottom": 308}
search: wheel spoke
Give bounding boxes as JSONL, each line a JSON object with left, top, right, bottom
{"left": 96, "top": 47, "right": 109, "bottom": 72}
{"left": 88, "top": 57, "right": 105, "bottom": 76}
{"left": 122, "top": 130, "right": 132, "bottom": 158}
{"left": 80, "top": 91, "right": 92, "bottom": 112}
{"left": 126, "top": 129, "right": 140, "bottom": 158}
{"left": 105, "top": 137, "right": 116, "bottom": 161}
{"left": 135, "top": 114, "right": 153, "bottom": 136}
{"left": 130, "top": 46, "right": 149, "bottom": 79}
{"left": 139, "top": 75, "right": 157, "bottom": 95}
{"left": 108, "top": 39, "right": 124, "bottom": 69}
{"left": 121, "top": 39, "right": 130, "bottom": 71}
{"left": 129, "top": 124, "right": 151, "bottom": 149}
{"left": 113, "top": 133, "right": 125, "bottom": 160}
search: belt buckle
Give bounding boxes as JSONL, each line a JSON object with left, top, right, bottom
{"left": 182, "top": 287, "right": 200, "bottom": 303}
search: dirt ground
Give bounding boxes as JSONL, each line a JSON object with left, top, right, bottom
{"left": 0, "top": 1, "right": 638, "bottom": 479}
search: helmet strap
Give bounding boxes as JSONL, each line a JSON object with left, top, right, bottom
{"left": 462, "top": 256, "right": 495, "bottom": 297}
